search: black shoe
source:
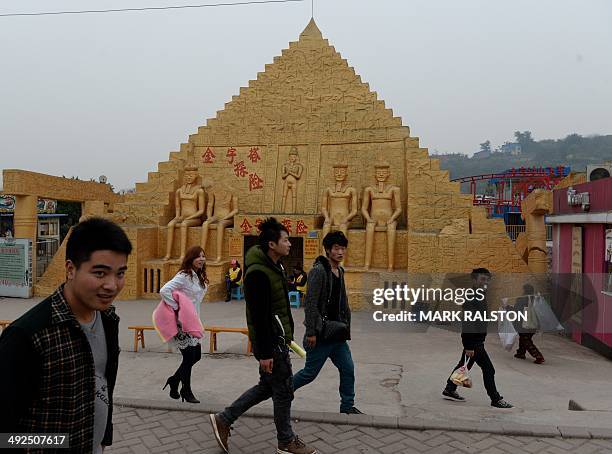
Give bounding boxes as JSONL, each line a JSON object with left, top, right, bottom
{"left": 180, "top": 385, "right": 200, "bottom": 404}
{"left": 491, "top": 399, "right": 513, "bottom": 408}
{"left": 225, "top": 296, "right": 231, "bottom": 302}
{"left": 514, "top": 353, "right": 526, "bottom": 359}
{"left": 209, "top": 413, "right": 231, "bottom": 453}
{"left": 341, "top": 407, "right": 364, "bottom": 414}
{"left": 442, "top": 389, "right": 466, "bottom": 402}
{"left": 162, "top": 376, "right": 180, "bottom": 400}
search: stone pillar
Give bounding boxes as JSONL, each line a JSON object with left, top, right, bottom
{"left": 81, "top": 200, "right": 105, "bottom": 221}
{"left": 521, "top": 189, "right": 552, "bottom": 274}
{"left": 14, "top": 195, "right": 38, "bottom": 277}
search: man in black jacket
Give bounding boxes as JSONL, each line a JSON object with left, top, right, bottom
{"left": 0, "top": 217, "right": 132, "bottom": 453}
{"left": 293, "top": 231, "right": 362, "bottom": 415}
{"left": 442, "top": 268, "right": 513, "bottom": 408}
{"left": 209, "top": 218, "right": 317, "bottom": 454}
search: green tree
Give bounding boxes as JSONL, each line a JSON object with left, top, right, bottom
{"left": 480, "top": 140, "right": 491, "bottom": 154}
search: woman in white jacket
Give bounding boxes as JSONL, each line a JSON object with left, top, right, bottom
{"left": 160, "top": 246, "right": 208, "bottom": 403}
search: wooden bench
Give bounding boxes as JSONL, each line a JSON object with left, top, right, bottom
{"left": 205, "top": 326, "right": 252, "bottom": 355}
{"left": 128, "top": 325, "right": 156, "bottom": 352}
{"left": 0, "top": 320, "right": 12, "bottom": 333}
{"left": 128, "top": 325, "right": 251, "bottom": 354}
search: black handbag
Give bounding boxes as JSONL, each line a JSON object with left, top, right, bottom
{"left": 321, "top": 318, "right": 349, "bottom": 342}
{"left": 319, "top": 274, "right": 349, "bottom": 342}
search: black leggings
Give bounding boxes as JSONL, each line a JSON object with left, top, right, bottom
{"left": 174, "top": 345, "right": 201, "bottom": 385}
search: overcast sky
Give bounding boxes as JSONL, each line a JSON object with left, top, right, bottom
{"left": 1, "top": 0, "right": 611, "bottom": 190}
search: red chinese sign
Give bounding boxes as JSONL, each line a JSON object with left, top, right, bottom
{"left": 236, "top": 215, "right": 316, "bottom": 237}
{"left": 233, "top": 161, "right": 248, "bottom": 178}
{"left": 202, "top": 147, "right": 216, "bottom": 164}
{"left": 240, "top": 218, "right": 253, "bottom": 234}
{"left": 248, "top": 147, "right": 261, "bottom": 163}
{"left": 281, "top": 219, "right": 292, "bottom": 235}
{"left": 226, "top": 147, "right": 237, "bottom": 164}
{"left": 295, "top": 220, "right": 308, "bottom": 235}
{"left": 249, "top": 172, "right": 264, "bottom": 191}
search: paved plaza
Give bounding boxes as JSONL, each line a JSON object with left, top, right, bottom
{"left": 106, "top": 406, "right": 612, "bottom": 454}
{"left": 2, "top": 296, "right": 612, "bottom": 452}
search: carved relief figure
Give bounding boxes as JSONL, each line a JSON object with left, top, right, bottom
{"left": 164, "top": 166, "right": 205, "bottom": 261}
{"left": 321, "top": 163, "right": 358, "bottom": 238}
{"left": 281, "top": 146, "right": 304, "bottom": 212}
{"left": 361, "top": 162, "right": 402, "bottom": 271}
{"left": 201, "top": 183, "right": 238, "bottom": 263}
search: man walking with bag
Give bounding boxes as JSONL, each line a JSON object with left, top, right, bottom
{"left": 293, "top": 231, "right": 363, "bottom": 415}
{"left": 510, "top": 284, "right": 545, "bottom": 364}
{"left": 209, "top": 218, "right": 317, "bottom": 454}
{"left": 442, "top": 268, "right": 513, "bottom": 408}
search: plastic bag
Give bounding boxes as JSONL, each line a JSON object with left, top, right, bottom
{"left": 533, "top": 293, "right": 563, "bottom": 331}
{"left": 522, "top": 296, "right": 539, "bottom": 330}
{"left": 450, "top": 357, "right": 472, "bottom": 388}
{"left": 498, "top": 310, "right": 518, "bottom": 351}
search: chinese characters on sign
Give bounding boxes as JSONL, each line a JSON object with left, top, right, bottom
{"left": 233, "top": 161, "right": 248, "bottom": 178}
{"left": 229, "top": 235, "right": 243, "bottom": 257}
{"left": 236, "top": 216, "right": 312, "bottom": 236}
{"left": 202, "top": 145, "right": 265, "bottom": 191}
{"left": 248, "top": 147, "right": 261, "bottom": 163}
{"left": 202, "top": 147, "right": 216, "bottom": 164}
{"left": 296, "top": 220, "right": 308, "bottom": 235}
{"left": 304, "top": 238, "right": 319, "bottom": 259}
{"left": 226, "top": 147, "right": 237, "bottom": 164}
{"left": 249, "top": 173, "right": 264, "bottom": 191}
{"left": 0, "top": 238, "right": 33, "bottom": 298}
{"left": 281, "top": 219, "right": 292, "bottom": 234}
{"left": 240, "top": 218, "right": 253, "bottom": 234}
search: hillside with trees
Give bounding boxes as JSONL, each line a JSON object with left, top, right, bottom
{"left": 436, "top": 132, "right": 612, "bottom": 180}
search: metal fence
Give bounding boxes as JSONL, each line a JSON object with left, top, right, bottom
{"left": 36, "top": 238, "right": 59, "bottom": 278}
{"left": 505, "top": 224, "right": 553, "bottom": 242}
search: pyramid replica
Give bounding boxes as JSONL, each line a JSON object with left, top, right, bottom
{"left": 36, "top": 19, "right": 530, "bottom": 304}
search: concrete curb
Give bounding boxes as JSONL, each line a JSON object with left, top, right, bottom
{"left": 114, "top": 397, "right": 612, "bottom": 440}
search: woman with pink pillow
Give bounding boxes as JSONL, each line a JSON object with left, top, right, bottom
{"left": 159, "top": 246, "right": 208, "bottom": 403}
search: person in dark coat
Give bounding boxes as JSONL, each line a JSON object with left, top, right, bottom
{"left": 0, "top": 217, "right": 132, "bottom": 453}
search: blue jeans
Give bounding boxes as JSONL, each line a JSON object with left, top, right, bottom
{"left": 292, "top": 339, "right": 355, "bottom": 412}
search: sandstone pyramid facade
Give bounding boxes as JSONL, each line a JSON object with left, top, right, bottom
{"left": 102, "top": 19, "right": 528, "bottom": 300}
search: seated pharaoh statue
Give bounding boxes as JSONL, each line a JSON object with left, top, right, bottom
{"left": 321, "top": 163, "right": 358, "bottom": 238}
{"left": 361, "top": 162, "right": 402, "bottom": 271}
{"left": 163, "top": 165, "right": 205, "bottom": 261}
{"left": 201, "top": 182, "right": 238, "bottom": 263}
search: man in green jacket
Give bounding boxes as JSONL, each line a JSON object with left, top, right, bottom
{"left": 209, "top": 218, "right": 317, "bottom": 454}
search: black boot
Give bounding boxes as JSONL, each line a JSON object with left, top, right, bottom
{"left": 180, "top": 380, "right": 200, "bottom": 404}
{"left": 162, "top": 375, "right": 180, "bottom": 400}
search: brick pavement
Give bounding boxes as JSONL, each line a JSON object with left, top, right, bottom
{"left": 106, "top": 406, "right": 612, "bottom": 454}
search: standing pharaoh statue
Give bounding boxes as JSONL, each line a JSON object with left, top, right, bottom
{"left": 201, "top": 183, "right": 238, "bottom": 263}
{"left": 361, "top": 162, "right": 402, "bottom": 271}
{"left": 281, "top": 146, "right": 303, "bottom": 213}
{"left": 164, "top": 166, "right": 205, "bottom": 261}
{"left": 321, "top": 163, "right": 358, "bottom": 238}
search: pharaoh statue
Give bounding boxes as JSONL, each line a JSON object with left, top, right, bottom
{"left": 163, "top": 165, "right": 205, "bottom": 261}
{"left": 361, "top": 162, "right": 402, "bottom": 271}
{"left": 521, "top": 189, "right": 552, "bottom": 273}
{"left": 321, "top": 163, "right": 358, "bottom": 238}
{"left": 281, "top": 146, "right": 304, "bottom": 212}
{"left": 201, "top": 182, "right": 239, "bottom": 263}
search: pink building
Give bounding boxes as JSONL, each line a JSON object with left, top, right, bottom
{"left": 548, "top": 176, "right": 612, "bottom": 358}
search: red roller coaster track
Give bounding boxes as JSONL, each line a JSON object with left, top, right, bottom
{"left": 451, "top": 167, "right": 568, "bottom": 213}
